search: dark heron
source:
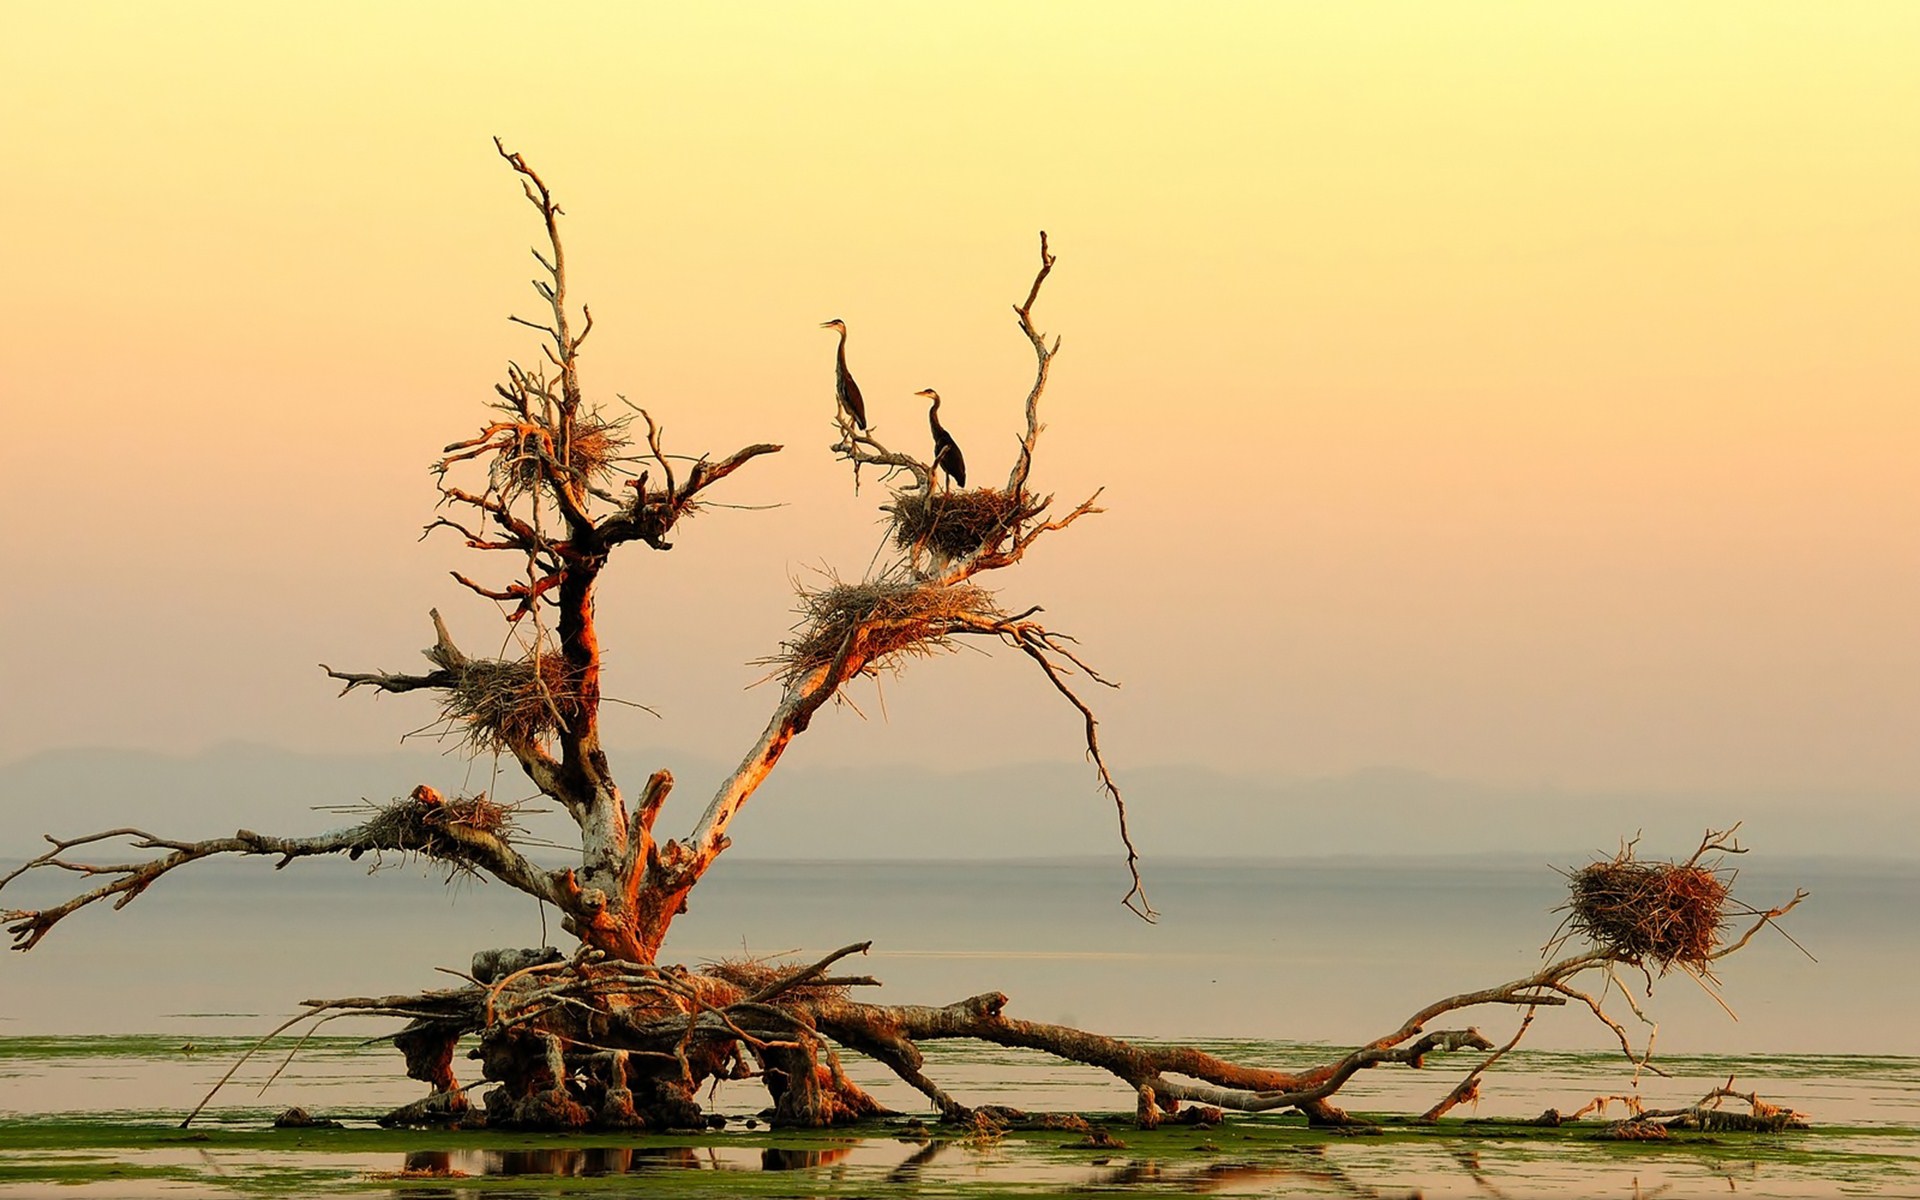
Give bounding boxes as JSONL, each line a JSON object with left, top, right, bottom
{"left": 916, "top": 388, "right": 966, "bottom": 489}
{"left": 819, "top": 319, "right": 867, "bottom": 430}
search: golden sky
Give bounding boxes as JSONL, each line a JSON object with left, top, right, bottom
{"left": 2, "top": 2, "right": 1915, "bottom": 795}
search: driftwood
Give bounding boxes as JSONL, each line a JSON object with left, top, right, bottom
{"left": 163, "top": 871, "right": 1802, "bottom": 1132}
{"left": 0, "top": 147, "right": 1811, "bottom": 1134}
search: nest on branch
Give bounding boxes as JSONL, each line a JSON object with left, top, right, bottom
{"left": 774, "top": 578, "right": 997, "bottom": 684}
{"left": 1564, "top": 846, "right": 1730, "bottom": 972}
{"left": 443, "top": 653, "right": 581, "bottom": 753}
{"left": 887, "top": 487, "right": 1041, "bottom": 563}
{"left": 491, "top": 417, "right": 629, "bottom": 500}
{"left": 363, "top": 788, "right": 517, "bottom": 872}
{"left": 702, "top": 956, "right": 854, "bottom": 1003}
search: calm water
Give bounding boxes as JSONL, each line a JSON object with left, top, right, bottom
{"left": 2, "top": 856, "right": 1912, "bottom": 1118}
{"left": 1, "top": 857, "right": 1915, "bottom": 1196}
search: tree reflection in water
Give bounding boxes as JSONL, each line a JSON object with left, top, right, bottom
{"left": 383, "top": 1137, "right": 1710, "bottom": 1198}
{"left": 402, "top": 1142, "right": 858, "bottom": 1180}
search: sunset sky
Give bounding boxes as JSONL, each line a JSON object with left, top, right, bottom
{"left": 3, "top": 3, "right": 1915, "bottom": 802}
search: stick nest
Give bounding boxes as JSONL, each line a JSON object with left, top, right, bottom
{"left": 775, "top": 578, "right": 998, "bottom": 683}
{"left": 491, "top": 417, "right": 628, "bottom": 500}
{"left": 888, "top": 487, "right": 1042, "bottom": 562}
{"left": 363, "top": 788, "right": 517, "bottom": 869}
{"left": 443, "top": 653, "right": 581, "bottom": 753}
{"left": 1565, "top": 847, "right": 1730, "bottom": 972}
{"left": 702, "top": 956, "right": 853, "bottom": 1003}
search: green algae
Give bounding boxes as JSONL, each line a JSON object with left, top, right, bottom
{"left": 0, "top": 1114, "right": 1911, "bottom": 1198}
{"left": 2, "top": 1033, "right": 1914, "bottom": 1196}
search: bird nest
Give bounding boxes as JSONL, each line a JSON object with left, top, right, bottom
{"left": 491, "top": 417, "right": 629, "bottom": 500}
{"left": 1563, "top": 846, "right": 1730, "bottom": 972}
{"left": 362, "top": 788, "right": 517, "bottom": 869}
{"left": 442, "top": 653, "right": 582, "bottom": 753}
{"left": 888, "top": 487, "right": 1042, "bottom": 563}
{"left": 775, "top": 578, "right": 998, "bottom": 683}
{"left": 702, "top": 956, "right": 854, "bottom": 1004}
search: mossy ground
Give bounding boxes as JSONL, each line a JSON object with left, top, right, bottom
{"left": 0, "top": 1113, "right": 1910, "bottom": 1198}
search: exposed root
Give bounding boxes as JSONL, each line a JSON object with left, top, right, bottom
{"left": 1640, "top": 1080, "right": 1809, "bottom": 1132}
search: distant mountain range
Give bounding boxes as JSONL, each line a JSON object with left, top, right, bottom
{"left": 2, "top": 743, "right": 1911, "bottom": 864}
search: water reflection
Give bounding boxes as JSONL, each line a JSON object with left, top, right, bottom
{"left": 368, "top": 1130, "right": 1895, "bottom": 1198}
{"left": 762, "top": 1145, "right": 854, "bottom": 1171}
{"left": 423, "top": 1141, "right": 860, "bottom": 1179}
{"left": 1082, "top": 1145, "right": 1424, "bottom": 1199}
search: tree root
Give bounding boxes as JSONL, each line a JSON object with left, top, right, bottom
{"left": 204, "top": 940, "right": 1719, "bottom": 1133}
{"left": 172, "top": 867, "right": 1807, "bottom": 1134}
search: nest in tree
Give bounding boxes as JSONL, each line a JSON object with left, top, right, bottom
{"left": 363, "top": 787, "right": 517, "bottom": 871}
{"left": 888, "top": 487, "right": 1042, "bottom": 563}
{"left": 774, "top": 578, "right": 998, "bottom": 683}
{"left": 562, "top": 418, "right": 627, "bottom": 482}
{"left": 443, "top": 653, "right": 581, "bottom": 753}
{"left": 491, "top": 417, "right": 628, "bottom": 500}
{"left": 1564, "top": 846, "right": 1730, "bottom": 972}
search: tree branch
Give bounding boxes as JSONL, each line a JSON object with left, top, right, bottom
{"left": 947, "top": 609, "right": 1148, "bottom": 920}
{"left": 1, "top": 808, "right": 562, "bottom": 952}
{"left": 597, "top": 425, "right": 781, "bottom": 551}
{"left": 1007, "top": 231, "right": 1058, "bottom": 497}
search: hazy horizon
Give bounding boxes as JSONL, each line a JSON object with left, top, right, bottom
{"left": 3, "top": 6, "right": 1915, "bottom": 812}
{"left": 5, "top": 741, "right": 1911, "bottom": 864}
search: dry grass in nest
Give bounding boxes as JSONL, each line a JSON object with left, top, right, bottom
{"left": 363, "top": 790, "right": 517, "bottom": 869}
{"left": 889, "top": 487, "right": 1042, "bottom": 562}
{"left": 491, "top": 418, "right": 629, "bottom": 500}
{"left": 562, "top": 418, "right": 627, "bottom": 483}
{"left": 1564, "top": 847, "right": 1730, "bottom": 972}
{"left": 774, "top": 578, "right": 997, "bottom": 683}
{"left": 443, "top": 654, "right": 581, "bottom": 753}
{"left": 702, "top": 956, "right": 853, "bottom": 1003}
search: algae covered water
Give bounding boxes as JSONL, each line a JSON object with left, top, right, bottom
{"left": 0, "top": 1036, "right": 1915, "bottom": 1197}
{"left": 1, "top": 857, "right": 1916, "bottom": 1195}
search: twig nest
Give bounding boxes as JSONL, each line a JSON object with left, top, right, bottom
{"left": 443, "top": 654, "right": 581, "bottom": 753}
{"left": 888, "top": 487, "right": 1042, "bottom": 563}
{"left": 1565, "top": 849, "right": 1730, "bottom": 972}
{"left": 704, "top": 956, "right": 852, "bottom": 1003}
{"left": 490, "top": 416, "right": 628, "bottom": 500}
{"left": 363, "top": 790, "right": 516, "bottom": 871}
{"left": 776, "top": 578, "right": 998, "bottom": 683}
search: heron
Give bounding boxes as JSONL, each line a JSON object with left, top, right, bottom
{"left": 819, "top": 319, "right": 867, "bottom": 430}
{"left": 916, "top": 388, "right": 966, "bottom": 489}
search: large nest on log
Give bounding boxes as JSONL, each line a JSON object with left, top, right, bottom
{"left": 1564, "top": 846, "right": 1730, "bottom": 972}
{"left": 443, "top": 653, "right": 581, "bottom": 753}
{"left": 774, "top": 578, "right": 997, "bottom": 684}
{"left": 887, "top": 487, "right": 1042, "bottom": 562}
{"left": 491, "top": 417, "right": 628, "bottom": 500}
{"left": 363, "top": 788, "right": 517, "bottom": 872}
{"left": 703, "top": 956, "right": 853, "bottom": 1003}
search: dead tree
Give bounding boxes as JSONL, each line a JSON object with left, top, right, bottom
{"left": 1, "top": 148, "right": 1805, "bottom": 1132}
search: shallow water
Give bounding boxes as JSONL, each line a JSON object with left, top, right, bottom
{"left": 3, "top": 855, "right": 1902, "bottom": 1049}
{"left": 1, "top": 857, "right": 1915, "bottom": 1195}
{"left": 0, "top": 1098, "right": 1915, "bottom": 1199}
